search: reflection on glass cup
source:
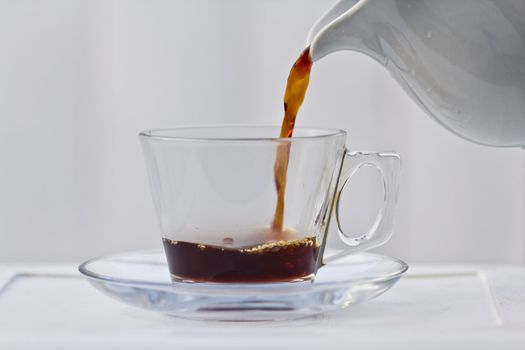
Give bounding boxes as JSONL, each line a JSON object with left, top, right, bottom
{"left": 140, "top": 126, "right": 400, "bottom": 283}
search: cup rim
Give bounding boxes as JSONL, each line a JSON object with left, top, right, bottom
{"left": 139, "top": 125, "right": 346, "bottom": 142}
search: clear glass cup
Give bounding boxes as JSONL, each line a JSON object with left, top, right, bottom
{"left": 139, "top": 126, "right": 400, "bottom": 283}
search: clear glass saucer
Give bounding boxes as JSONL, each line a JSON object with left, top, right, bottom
{"left": 79, "top": 250, "right": 407, "bottom": 321}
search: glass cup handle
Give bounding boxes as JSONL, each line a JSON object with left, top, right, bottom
{"left": 323, "top": 151, "right": 401, "bottom": 264}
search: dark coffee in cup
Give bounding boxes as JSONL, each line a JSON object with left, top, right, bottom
{"left": 163, "top": 236, "right": 320, "bottom": 283}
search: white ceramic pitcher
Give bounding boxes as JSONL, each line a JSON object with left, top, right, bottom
{"left": 308, "top": 0, "right": 525, "bottom": 147}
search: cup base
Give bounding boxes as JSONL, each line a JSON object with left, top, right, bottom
{"left": 169, "top": 273, "right": 316, "bottom": 284}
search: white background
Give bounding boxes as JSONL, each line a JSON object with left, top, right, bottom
{"left": 1, "top": 0, "right": 524, "bottom": 264}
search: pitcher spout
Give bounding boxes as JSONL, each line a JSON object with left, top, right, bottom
{"left": 308, "top": 0, "right": 386, "bottom": 64}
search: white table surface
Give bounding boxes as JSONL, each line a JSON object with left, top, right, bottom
{"left": 0, "top": 263, "right": 524, "bottom": 349}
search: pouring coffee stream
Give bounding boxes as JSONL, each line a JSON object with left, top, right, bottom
{"left": 272, "top": 47, "right": 312, "bottom": 235}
